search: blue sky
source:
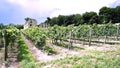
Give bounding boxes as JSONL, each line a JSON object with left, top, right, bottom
{"left": 0, "top": 0, "right": 119, "bottom": 25}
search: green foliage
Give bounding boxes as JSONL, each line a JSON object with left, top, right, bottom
{"left": 24, "top": 24, "right": 120, "bottom": 47}
{"left": 3, "top": 26, "right": 20, "bottom": 45}
{"left": 0, "top": 25, "right": 20, "bottom": 44}
{"left": 0, "top": 23, "right": 4, "bottom": 29}
{"left": 47, "top": 25, "right": 69, "bottom": 44}
{"left": 82, "top": 11, "right": 98, "bottom": 24}
{"left": 44, "top": 6, "right": 120, "bottom": 26}
{"left": 23, "top": 26, "right": 59, "bottom": 55}
{"left": 14, "top": 24, "right": 23, "bottom": 30}
{"left": 23, "top": 26, "right": 46, "bottom": 47}
{"left": 0, "top": 25, "right": 21, "bottom": 61}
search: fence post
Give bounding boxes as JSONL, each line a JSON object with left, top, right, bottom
{"left": 104, "top": 35, "right": 107, "bottom": 44}
{"left": 89, "top": 27, "right": 92, "bottom": 46}
{"left": 116, "top": 25, "right": 119, "bottom": 40}
{"left": 3, "top": 30, "right": 7, "bottom": 61}
{"left": 69, "top": 30, "right": 73, "bottom": 49}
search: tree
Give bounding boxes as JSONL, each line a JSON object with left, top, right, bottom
{"left": 25, "top": 17, "right": 31, "bottom": 21}
{"left": 66, "top": 15, "right": 75, "bottom": 25}
{"left": 45, "top": 17, "right": 52, "bottom": 26}
{"left": 57, "top": 15, "right": 67, "bottom": 26}
{"left": 99, "top": 6, "right": 113, "bottom": 24}
{"left": 43, "top": 6, "right": 120, "bottom": 26}
{"left": 74, "top": 14, "right": 83, "bottom": 25}
{"left": 15, "top": 24, "right": 23, "bottom": 30}
{"left": 82, "top": 12, "right": 98, "bottom": 24}
{"left": 50, "top": 17, "right": 58, "bottom": 26}
{"left": 114, "top": 6, "right": 120, "bottom": 23}
{"left": 0, "top": 23, "right": 4, "bottom": 29}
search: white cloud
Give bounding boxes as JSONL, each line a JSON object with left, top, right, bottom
{"left": 7, "top": 0, "right": 117, "bottom": 19}
{"left": 49, "top": 0, "right": 117, "bottom": 17}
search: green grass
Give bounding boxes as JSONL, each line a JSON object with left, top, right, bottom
{"left": 17, "top": 41, "right": 120, "bottom": 68}
{"left": 72, "top": 46, "right": 85, "bottom": 50}
{"left": 18, "top": 34, "right": 35, "bottom": 68}
{"left": 17, "top": 34, "right": 120, "bottom": 68}
{"left": 42, "top": 45, "right": 58, "bottom": 55}
{"left": 37, "top": 45, "right": 120, "bottom": 68}
{"left": 56, "top": 42, "right": 85, "bottom": 50}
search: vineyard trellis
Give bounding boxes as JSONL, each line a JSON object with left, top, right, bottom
{"left": 23, "top": 23, "right": 120, "bottom": 51}
{"left": 0, "top": 26, "right": 20, "bottom": 61}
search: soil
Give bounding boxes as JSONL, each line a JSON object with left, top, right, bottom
{"left": 63, "top": 40, "right": 117, "bottom": 52}
{"left": 0, "top": 48, "right": 4, "bottom": 68}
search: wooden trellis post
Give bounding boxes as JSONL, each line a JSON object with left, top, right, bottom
{"left": 116, "top": 25, "right": 119, "bottom": 40}
{"left": 3, "top": 30, "right": 8, "bottom": 61}
{"left": 69, "top": 30, "right": 73, "bottom": 49}
{"left": 89, "top": 27, "right": 92, "bottom": 46}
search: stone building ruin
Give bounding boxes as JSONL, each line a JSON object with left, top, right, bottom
{"left": 24, "top": 18, "right": 37, "bottom": 29}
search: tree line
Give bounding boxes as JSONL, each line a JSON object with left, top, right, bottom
{"left": 0, "top": 23, "right": 23, "bottom": 29}
{"left": 44, "top": 6, "right": 120, "bottom": 26}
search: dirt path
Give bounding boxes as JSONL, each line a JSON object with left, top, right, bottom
{"left": 86, "top": 44, "right": 117, "bottom": 51}
{"left": 63, "top": 39, "right": 117, "bottom": 51}
{"left": 23, "top": 35, "right": 88, "bottom": 62}
{"left": 66, "top": 41, "right": 116, "bottom": 52}
{"left": 23, "top": 35, "right": 55, "bottom": 62}
{"left": 47, "top": 41, "right": 88, "bottom": 59}
{"left": 0, "top": 40, "right": 4, "bottom": 68}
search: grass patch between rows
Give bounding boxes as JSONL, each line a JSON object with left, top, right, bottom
{"left": 18, "top": 34, "right": 35, "bottom": 68}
